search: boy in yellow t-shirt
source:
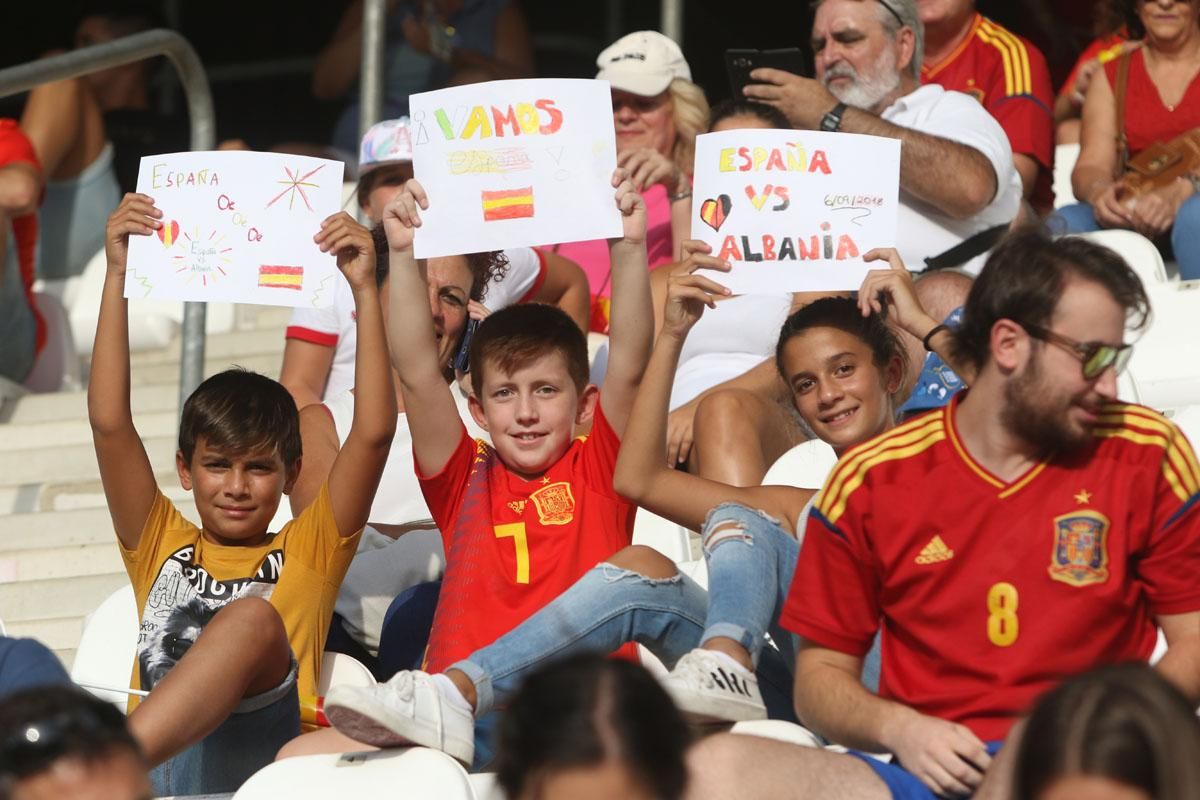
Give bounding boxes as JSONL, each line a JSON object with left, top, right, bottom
{"left": 89, "top": 193, "right": 395, "bottom": 795}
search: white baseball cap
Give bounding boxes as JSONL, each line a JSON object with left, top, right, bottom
{"left": 595, "top": 31, "right": 692, "bottom": 97}
{"left": 358, "top": 117, "right": 413, "bottom": 174}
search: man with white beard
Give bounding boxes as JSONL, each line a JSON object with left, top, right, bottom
{"left": 744, "top": 0, "right": 1022, "bottom": 274}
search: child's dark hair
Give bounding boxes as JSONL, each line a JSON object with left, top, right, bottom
{"left": 775, "top": 296, "right": 907, "bottom": 397}
{"left": 708, "top": 98, "right": 791, "bottom": 131}
{"left": 369, "top": 225, "right": 508, "bottom": 303}
{"left": 1014, "top": 663, "right": 1200, "bottom": 800}
{"left": 494, "top": 654, "right": 690, "bottom": 800}
{"left": 469, "top": 304, "right": 589, "bottom": 397}
{"left": 0, "top": 685, "right": 143, "bottom": 792}
{"left": 178, "top": 368, "right": 301, "bottom": 466}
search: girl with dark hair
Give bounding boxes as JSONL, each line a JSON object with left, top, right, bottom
{"left": 494, "top": 654, "right": 690, "bottom": 800}
{"left": 1013, "top": 663, "right": 1200, "bottom": 800}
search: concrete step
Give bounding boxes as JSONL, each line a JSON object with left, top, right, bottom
{"left": 0, "top": 435, "right": 178, "bottom": 490}
{"left": 0, "top": 542, "right": 125, "bottom": 583}
{"left": 5, "top": 616, "right": 84, "bottom": 652}
{"left": 130, "top": 351, "right": 282, "bottom": 386}
{"left": 129, "top": 325, "right": 286, "bottom": 369}
{"left": 0, "top": 571, "right": 129, "bottom": 626}
{"left": 3, "top": 384, "right": 178, "bottom": 426}
{"left": 0, "top": 410, "right": 177, "bottom": 453}
{"left": 0, "top": 472, "right": 194, "bottom": 517}
{"left": 0, "top": 507, "right": 118, "bottom": 550}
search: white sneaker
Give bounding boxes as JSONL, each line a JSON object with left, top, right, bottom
{"left": 660, "top": 650, "right": 767, "bottom": 722}
{"left": 324, "top": 671, "right": 475, "bottom": 765}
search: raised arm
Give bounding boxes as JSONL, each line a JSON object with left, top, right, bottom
{"left": 613, "top": 242, "right": 812, "bottom": 532}
{"left": 382, "top": 180, "right": 464, "bottom": 475}
{"left": 858, "top": 248, "right": 977, "bottom": 385}
{"left": 314, "top": 213, "right": 397, "bottom": 536}
{"left": 88, "top": 194, "right": 163, "bottom": 550}
{"left": 278, "top": 338, "right": 334, "bottom": 409}
{"left": 598, "top": 169, "right": 655, "bottom": 435}
{"left": 794, "top": 642, "right": 992, "bottom": 797}
{"left": 743, "top": 70, "right": 999, "bottom": 219}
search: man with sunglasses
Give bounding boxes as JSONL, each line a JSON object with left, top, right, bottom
{"left": 687, "top": 229, "right": 1200, "bottom": 800}
{"left": 744, "top": 0, "right": 1023, "bottom": 273}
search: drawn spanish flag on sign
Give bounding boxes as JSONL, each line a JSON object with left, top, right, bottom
{"left": 481, "top": 187, "right": 535, "bottom": 221}
{"left": 258, "top": 265, "right": 304, "bottom": 291}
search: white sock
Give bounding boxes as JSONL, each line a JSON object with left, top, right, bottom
{"left": 702, "top": 648, "right": 753, "bottom": 676}
{"left": 431, "top": 673, "right": 474, "bottom": 714}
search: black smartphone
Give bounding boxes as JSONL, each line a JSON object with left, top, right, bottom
{"left": 725, "top": 48, "right": 810, "bottom": 98}
{"left": 453, "top": 317, "right": 479, "bottom": 373}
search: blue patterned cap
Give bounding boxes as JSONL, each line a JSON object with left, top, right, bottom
{"left": 358, "top": 117, "right": 413, "bottom": 174}
{"left": 898, "top": 306, "right": 966, "bottom": 416}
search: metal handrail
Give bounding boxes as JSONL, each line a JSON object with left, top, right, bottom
{"left": 0, "top": 29, "right": 215, "bottom": 413}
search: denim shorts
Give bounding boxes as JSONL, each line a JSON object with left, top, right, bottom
{"left": 149, "top": 658, "right": 301, "bottom": 796}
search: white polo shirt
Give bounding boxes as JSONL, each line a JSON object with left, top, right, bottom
{"left": 286, "top": 247, "right": 547, "bottom": 402}
{"left": 882, "top": 84, "right": 1023, "bottom": 275}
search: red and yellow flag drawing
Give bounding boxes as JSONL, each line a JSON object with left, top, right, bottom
{"left": 258, "top": 265, "right": 304, "bottom": 291}
{"left": 481, "top": 187, "right": 535, "bottom": 221}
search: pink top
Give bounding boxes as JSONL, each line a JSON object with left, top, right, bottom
{"left": 542, "top": 183, "right": 675, "bottom": 333}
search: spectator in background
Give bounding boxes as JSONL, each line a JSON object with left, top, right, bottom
{"left": 1055, "top": 0, "right": 1200, "bottom": 280}
{"left": 280, "top": 117, "right": 589, "bottom": 409}
{"left": 1054, "top": 0, "right": 1137, "bottom": 146}
{"left": 315, "top": 0, "right": 534, "bottom": 162}
{"left": 0, "top": 119, "right": 44, "bottom": 384}
{"left": 493, "top": 655, "right": 690, "bottom": 800}
{"left": 1013, "top": 663, "right": 1200, "bottom": 800}
{"left": 0, "top": 686, "right": 152, "bottom": 800}
{"left": 918, "top": 0, "right": 1056, "bottom": 214}
{"left": 547, "top": 30, "right": 708, "bottom": 333}
{"left": 745, "top": 0, "right": 1022, "bottom": 274}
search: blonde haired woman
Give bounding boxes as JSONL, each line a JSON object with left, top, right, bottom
{"left": 546, "top": 31, "right": 710, "bottom": 332}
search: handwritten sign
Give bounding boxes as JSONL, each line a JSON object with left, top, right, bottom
{"left": 408, "top": 78, "right": 622, "bottom": 258}
{"left": 126, "top": 151, "right": 344, "bottom": 308}
{"left": 690, "top": 129, "right": 900, "bottom": 293}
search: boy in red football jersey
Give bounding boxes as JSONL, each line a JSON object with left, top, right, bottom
{"left": 321, "top": 169, "right": 653, "bottom": 768}
{"left": 685, "top": 228, "right": 1200, "bottom": 800}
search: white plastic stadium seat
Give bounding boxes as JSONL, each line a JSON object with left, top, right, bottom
{"left": 234, "top": 747, "right": 478, "bottom": 800}
{"left": 1073, "top": 230, "right": 1168, "bottom": 287}
{"left": 762, "top": 440, "right": 839, "bottom": 490}
{"left": 631, "top": 508, "right": 693, "bottom": 564}
{"left": 71, "top": 584, "right": 140, "bottom": 710}
{"left": 1125, "top": 283, "right": 1200, "bottom": 410}
{"left": 1052, "top": 143, "right": 1080, "bottom": 209}
{"left": 318, "top": 651, "right": 376, "bottom": 696}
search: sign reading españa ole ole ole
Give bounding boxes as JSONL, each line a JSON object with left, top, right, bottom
{"left": 691, "top": 129, "right": 900, "bottom": 294}
{"left": 407, "top": 78, "right": 622, "bottom": 258}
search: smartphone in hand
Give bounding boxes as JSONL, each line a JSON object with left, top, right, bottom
{"left": 725, "top": 48, "right": 809, "bottom": 98}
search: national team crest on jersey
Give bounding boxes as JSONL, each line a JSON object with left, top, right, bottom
{"left": 530, "top": 481, "right": 576, "bottom": 525}
{"left": 1048, "top": 511, "right": 1110, "bottom": 587}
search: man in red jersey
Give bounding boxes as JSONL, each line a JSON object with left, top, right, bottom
{"left": 918, "top": 0, "right": 1055, "bottom": 213}
{"left": 687, "top": 228, "right": 1200, "bottom": 800}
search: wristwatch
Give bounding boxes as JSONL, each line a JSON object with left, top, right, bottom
{"left": 820, "top": 102, "right": 848, "bottom": 132}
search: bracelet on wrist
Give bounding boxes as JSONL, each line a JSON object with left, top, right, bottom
{"left": 669, "top": 189, "right": 692, "bottom": 203}
{"left": 922, "top": 323, "right": 949, "bottom": 352}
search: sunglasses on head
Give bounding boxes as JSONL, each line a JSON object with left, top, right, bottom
{"left": 1018, "top": 322, "right": 1133, "bottom": 380}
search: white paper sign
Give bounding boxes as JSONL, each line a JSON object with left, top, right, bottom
{"left": 408, "top": 78, "right": 622, "bottom": 258}
{"left": 690, "top": 130, "right": 900, "bottom": 293}
{"left": 126, "top": 151, "right": 345, "bottom": 308}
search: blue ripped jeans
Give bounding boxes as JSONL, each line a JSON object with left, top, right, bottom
{"left": 452, "top": 503, "right": 803, "bottom": 720}
{"left": 1053, "top": 195, "right": 1200, "bottom": 280}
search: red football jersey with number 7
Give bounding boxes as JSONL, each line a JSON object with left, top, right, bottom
{"left": 419, "top": 402, "right": 637, "bottom": 674}
{"left": 782, "top": 395, "right": 1200, "bottom": 742}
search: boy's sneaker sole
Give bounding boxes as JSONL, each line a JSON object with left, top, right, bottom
{"left": 324, "top": 685, "right": 475, "bottom": 766}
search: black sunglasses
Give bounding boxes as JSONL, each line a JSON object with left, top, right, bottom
{"left": 1019, "top": 322, "right": 1133, "bottom": 380}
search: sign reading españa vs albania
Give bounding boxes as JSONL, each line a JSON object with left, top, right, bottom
{"left": 690, "top": 129, "right": 900, "bottom": 293}
{"left": 408, "top": 78, "right": 622, "bottom": 258}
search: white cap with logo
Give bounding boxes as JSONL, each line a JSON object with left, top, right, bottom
{"left": 595, "top": 30, "right": 692, "bottom": 97}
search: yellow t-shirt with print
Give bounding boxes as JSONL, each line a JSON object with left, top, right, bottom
{"left": 119, "top": 482, "right": 359, "bottom": 726}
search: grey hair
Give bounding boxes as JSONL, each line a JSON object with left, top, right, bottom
{"left": 811, "top": 0, "right": 925, "bottom": 80}
{"left": 876, "top": 0, "right": 924, "bottom": 80}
